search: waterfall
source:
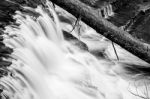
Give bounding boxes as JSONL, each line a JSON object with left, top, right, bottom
{"left": 0, "top": 1, "right": 150, "bottom": 99}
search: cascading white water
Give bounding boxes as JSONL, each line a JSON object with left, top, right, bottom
{"left": 0, "top": 1, "right": 150, "bottom": 99}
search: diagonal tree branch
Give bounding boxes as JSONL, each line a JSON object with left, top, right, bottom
{"left": 50, "top": 0, "right": 150, "bottom": 64}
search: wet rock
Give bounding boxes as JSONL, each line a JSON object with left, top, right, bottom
{"left": 63, "top": 30, "right": 89, "bottom": 51}
{"left": 126, "top": 10, "right": 150, "bottom": 44}
{"left": 0, "top": 46, "right": 13, "bottom": 54}
{"left": 109, "top": 0, "right": 150, "bottom": 27}
{"left": 0, "top": 70, "right": 8, "bottom": 77}
{"left": 0, "top": 61, "right": 12, "bottom": 67}
{"left": 79, "top": 0, "right": 116, "bottom": 9}
{"left": 11, "top": 0, "right": 46, "bottom": 8}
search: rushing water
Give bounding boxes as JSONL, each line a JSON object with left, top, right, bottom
{"left": 0, "top": 1, "right": 150, "bottom": 99}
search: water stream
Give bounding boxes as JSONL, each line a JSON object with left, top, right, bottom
{"left": 0, "top": 1, "right": 150, "bottom": 99}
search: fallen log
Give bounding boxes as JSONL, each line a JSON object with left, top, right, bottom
{"left": 50, "top": 0, "right": 150, "bottom": 64}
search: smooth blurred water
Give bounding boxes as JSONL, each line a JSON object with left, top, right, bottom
{"left": 0, "top": 1, "right": 150, "bottom": 99}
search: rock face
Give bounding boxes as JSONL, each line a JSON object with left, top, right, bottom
{"left": 79, "top": 0, "right": 115, "bottom": 9}
{"left": 0, "top": 29, "right": 13, "bottom": 77}
{"left": 0, "top": 0, "right": 21, "bottom": 77}
{"left": 108, "top": 0, "right": 150, "bottom": 27}
{"left": 108, "top": 0, "right": 150, "bottom": 44}
{"left": 0, "top": 0, "right": 49, "bottom": 78}
{"left": 0, "top": 0, "right": 46, "bottom": 28}
{"left": 127, "top": 10, "right": 150, "bottom": 43}
{"left": 78, "top": 0, "right": 150, "bottom": 44}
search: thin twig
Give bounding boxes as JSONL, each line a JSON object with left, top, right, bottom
{"left": 128, "top": 81, "right": 147, "bottom": 99}
{"left": 70, "top": 16, "right": 81, "bottom": 33}
{"left": 112, "top": 42, "right": 119, "bottom": 60}
{"left": 144, "top": 79, "right": 149, "bottom": 99}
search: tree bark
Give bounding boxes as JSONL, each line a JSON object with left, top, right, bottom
{"left": 50, "top": 0, "right": 150, "bottom": 64}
